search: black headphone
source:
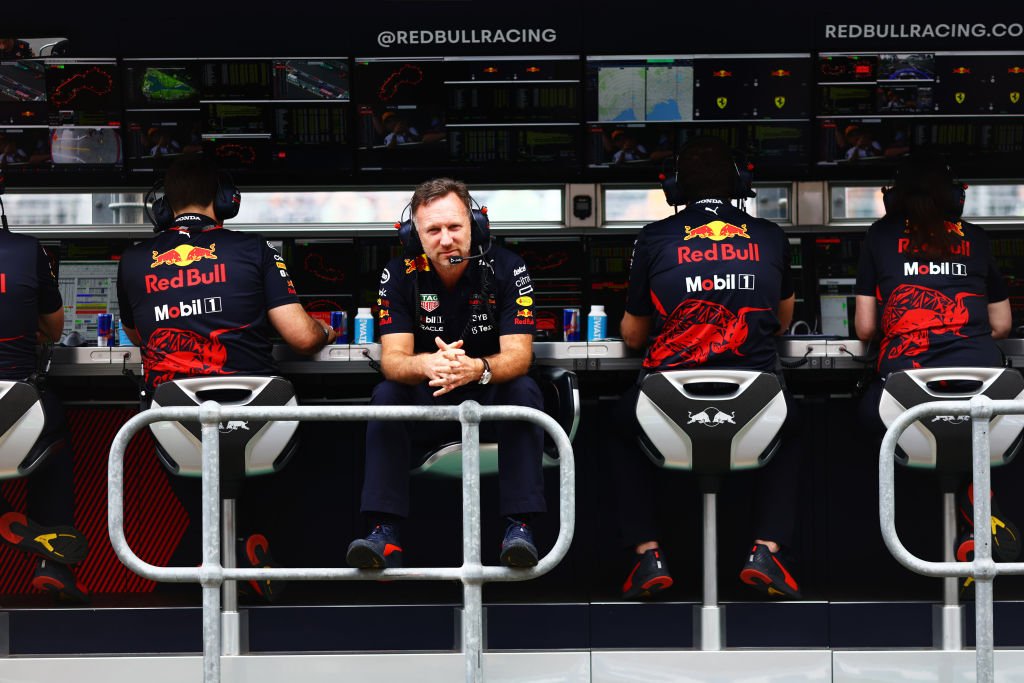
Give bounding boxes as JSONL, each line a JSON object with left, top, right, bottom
{"left": 395, "top": 199, "right": 491, "bottom": 261}
{"left": 881, "top": 160, "right": 966, "bottom": 220}
{"left": 146, "top": 172, "right": 242, "bottom": 232}
{"left": 659, "top": 147, "right": 756, "bottom": 207}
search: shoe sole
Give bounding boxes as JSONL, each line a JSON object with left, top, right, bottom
{"left": 347, "top": 543, "right": 386, "bottom": 569}
{"left": 622, "top": 575, "right": 673, "bottom": 600}
{"left": 0, "top": 512, "right": 88, "bottom": 565}
{"left": 740, "top": 568, "right": 802, "bottom": 599}
{"left": 499, "top": 543, "right": 538, "bottom": 568}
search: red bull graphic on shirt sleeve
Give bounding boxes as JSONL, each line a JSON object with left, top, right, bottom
{"left": 880, "top": 284, "right": 978, "bottom": 361}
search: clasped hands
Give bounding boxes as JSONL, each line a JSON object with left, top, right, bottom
{"left": 425, "top": 336, "right": 480, "bottom": 396}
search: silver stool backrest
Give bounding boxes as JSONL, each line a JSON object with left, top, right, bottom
{"left": 0, "top": 380, "right": 49, "bottom": 480}
{"left": 879, "top": 367, "right": 1024, "bottom": 472}
{"left": 412, "top": 367, "right": 580, "bottom": 478}
{"left": 150, "top": 376, "right": 299, "bottom": 477}
{"left": 636, "top": 370, "right": 788, "bottom": 474}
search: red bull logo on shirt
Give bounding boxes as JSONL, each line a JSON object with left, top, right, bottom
{"left": 684, "top": 221, "right": 750, "bottom": 242}
{"left": 678, "top": 242, "right": 760, "bottom": 263}
{"left": 145, "top": 264, "right": 228, "bottom": 293}
{"left": 151, "top": 244, "right": 219, "bottom": 268}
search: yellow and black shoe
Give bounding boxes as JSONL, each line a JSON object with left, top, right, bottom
{"left": 959, "top": 485, "right": 1021, "bottom": 562}
{"left": 31, "top": 559, "right": 90, "bottom": 604}
{"left": 238, "top": 534, "right": 285, "bottom": 603}
{"left": 0, "top": 511, "right": 89, "bottom": 565}
{"left": 740, "top": 543, "right": 802, "bottom": 599}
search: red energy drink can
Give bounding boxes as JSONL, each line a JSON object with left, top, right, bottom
{"left": 563, "top": 308, "right": 580, "bottom": 341}
{"left": 97, "top": 313, "right": 113, "bottom": 347}
{"left": 330, "top": 310, "right": 348, "bottom": 344}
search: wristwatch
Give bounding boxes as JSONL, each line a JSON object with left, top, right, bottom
{"left": 478, "top": 357, "right": 492, "bottom": 385}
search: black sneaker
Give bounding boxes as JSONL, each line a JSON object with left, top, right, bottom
{"left": 958, "top": 484, "right": 1021, "bottom": 562}
{"left": 237, "top": 534, "right": 284, "bottom": 603}
{"left": 499, "top": 518, "right": 538, "bottom": 568}
{"left": 622, "top": 548, "right": 673, "bottom": 599}
{"left": 0, "top": 511, "right": 89, "bottom": 565}
{"left": 31, "top": 559, "right": 90, "bottom": 604}
{"left": 347, "top": 524, "right": 403, "bottom": 569}
{"left": 955, "top": 527, "right": 977, "bottom": 598}
{"left": 740, "top": 543, "right": 802, "bottom": 599}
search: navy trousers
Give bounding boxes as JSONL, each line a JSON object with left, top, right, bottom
{"left": 361, "top": 376, "right": 547, "bottom": 518}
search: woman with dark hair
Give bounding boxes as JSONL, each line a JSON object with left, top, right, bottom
{"left": 854, "top": 151, "right": 1018, "bottom": 587}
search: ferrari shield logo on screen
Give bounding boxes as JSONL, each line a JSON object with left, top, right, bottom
{"left": 716, "top": 97, "right": 728, "bottom": 109}
{"left": 419, "top": 293, "right": 439, "bottom": 312}
{"left": 955, "top": 92, "right": 966, "bottom": 104}
{"left": 774, "top": 96, "right": 786, "bottom": 109}
{"left": 1011, "top": 92, "right": 1021, "bottom": 104}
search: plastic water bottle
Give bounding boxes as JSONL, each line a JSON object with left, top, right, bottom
{"left": 354, "top": 307, "right": 375, "bottom": 344}
{"left": 587, "top": 305, "right": 607, "bottom": 342}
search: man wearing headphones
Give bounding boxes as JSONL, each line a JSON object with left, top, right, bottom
{"left": 347, "top": 177, "right": 546, "bottom": 569}
{"left": 609, "top": 137, "right": 805, "bottom": 600}
{"left": 116, "top": 154, "right": 335, "bottom": 599}
{"left": 0, "top": 190, "right": 90, "bottom": 602}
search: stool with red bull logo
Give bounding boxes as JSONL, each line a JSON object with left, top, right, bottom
{"left": 0, "top": 380, "right": 65, "bottom": 480}
{"left": 634, "top": 369, "right": 787, "bottom": 650}
{"left": 878, "top": 367, "right": 1024, "bottom": 649}
{"left": 148, "top": 376, "right": 299, "bottom": 635}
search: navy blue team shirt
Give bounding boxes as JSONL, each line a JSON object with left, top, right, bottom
{"left": 0, "top": 232, "right": 62, "bottom": 380}
{"left": 376, "top": 246, "right": 536, "bottom": 356}
{"left": 117, "top": 213, "right": 299, "bottom": 389}
{"left": 626, "top": 199, "right": 793, "bottom": 372}
{"left": 855, "top": 215, "right": 1007, "bottom": 376}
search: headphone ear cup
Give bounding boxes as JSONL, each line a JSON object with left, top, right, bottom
{"left": 470, "top": 207, "right": 490, "bottom": 248}
{"left": 659, "top": 157, "right": 684, "bottom": 206}
{"left": 396, "top": 219, "right": 422, "bottom": 256}
{"left": 950, "top": 182, "right": 966, "bottom": 219}
{"left": 150, "top": 195, "right": 174, "bottom": 231}
{"left": 214, "top": 173, "right": 241, "bottom": 221}
{"left": 881, "top": 186, "right": 897, "bottom": 215}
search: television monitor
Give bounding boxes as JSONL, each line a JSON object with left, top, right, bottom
{"left": 585, "top": 55, "right": 694, "bottom": 123}
{"left": 272, "top": 59, "right": 349, "bottom": 101}
{"left": 57, "top": 259, "right": 121, "bottom": 345}
{"left": 818, "top": 278, "right": 857, "bottom": 337}
{"left": 200, "top": 59, "right": 272, "bottom": 100}
{"left": 122, "top": 59, "right": 201, "bottom": 109}
{"left": 45, "top": 59, "right": 120, "bottom": 126}
{"left": 934, "top": 53, "right": 1024, "bottom": 115}
{"left": 0, "top": 127, "right": 51, "bottom": 171}
{"left": 123, "top": 110, "right": 202, "bottom": 172}
{"left": 0, "top": 60, "right": 47, "bottom": 126}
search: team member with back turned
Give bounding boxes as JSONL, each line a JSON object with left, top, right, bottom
{"left": 855, "top": 151, "right": 1019, "bottom": 592}
{"left": 610, "top": 137, "right": 804, "bottom": 600}
{"left": 0, "top": 186, "right": 90, "bottom": 603}
{"left": 116, "top": 154, "right": 336, "bottom": 600}
{"left": 347, "top": 177, "right": 546, "bottom": 569}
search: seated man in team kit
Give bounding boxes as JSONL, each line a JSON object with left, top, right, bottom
{"left": 346, "top": 177, "right": 547, "bottom": 570}
{"left": 116, "top": 153, "right": 336, "bottom": 600}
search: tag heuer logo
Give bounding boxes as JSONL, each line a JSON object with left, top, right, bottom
{"left": 420, "top": 293, "right": 439, "bottom": 312}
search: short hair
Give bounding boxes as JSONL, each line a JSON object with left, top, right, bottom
{"left": 410, "top": 177, "right": 472, "bottom": 218}
{"left": 164, "top": 154, "right": 219, "bottom": 214}
{"left": 676, "top": 137, "right": 736, "bottom": 203}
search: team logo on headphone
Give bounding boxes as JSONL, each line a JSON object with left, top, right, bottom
{"left": 774, "top": 96, "right": 786, "bottom": 109}
{"left": 684, "top": 221, "right": 749, "bottom": 242}
{"left": 955, "top": 92, "right": 966, "bottom": 104}
{"left": 716, "top": 97, "right": 728, "bottom": 109}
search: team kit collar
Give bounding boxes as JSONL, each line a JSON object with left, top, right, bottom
{"left": 170, "top": 213, "right": 221, "bottom": 234}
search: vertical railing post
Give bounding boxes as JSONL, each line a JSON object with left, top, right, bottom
{"left": 459, "top": 402, "right": 484, "bottom": 683}
{"left": 971, "top": 396, "right": 995, "bottom": 683}
{"left": 199, "top": 403, "right": 223, "bottom": 683}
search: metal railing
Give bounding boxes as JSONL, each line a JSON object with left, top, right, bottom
{"left": 107, "top": 401, "right": 575, "bottom": 683}
{"left": 879, "top": 394, "right": 1024, "bottom": 683}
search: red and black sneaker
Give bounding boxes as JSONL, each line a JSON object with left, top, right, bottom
{"left": 740, "top": 543, "right": 802, "bottom": 599}
{"left": 958, "top": 485, "right": 1021, "bottom": 562}
{"left": 0, "top": 511, "right": 89, "bottom": 565}
{"left": 346, "top": 523, "right": 403, "bottom": 569}
{"left": 955, "top": 527, "right": 978, "bottom": 598}
{"left": 238, "top": 534, "right": 284, "bottom": 603}
{"left": 31, "top": 559, "right": 90, "bottom": 604}
{"left": 622, "top": 548, "right": 673, "bottom": 600}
